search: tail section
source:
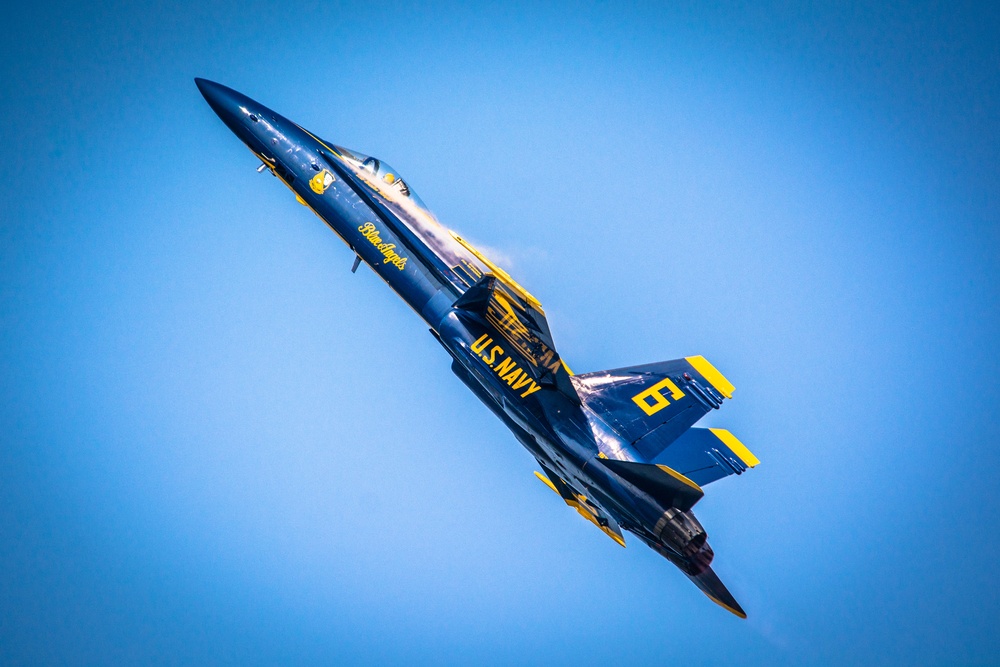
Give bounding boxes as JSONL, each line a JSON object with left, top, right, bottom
{"left": 652, "top": 427, "right": 759, "bottom": 486}
{"left": 565, "top": 357, "right": 754, "bottom": 618}
{"left": 687, "top": 566, "right": 747, "bottom": 618}
{"left": 597, "top": 459, "right": 704, "bottom": 512}
{"left": 572, "top": 356, "right": 736, "bottom": 460}
{"left": 635, "top": 529, "right": 748, "bottom": 619}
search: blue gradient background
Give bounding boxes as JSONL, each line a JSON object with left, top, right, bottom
{"left": 2, "top": 2, "right": 998, "bottom": 665}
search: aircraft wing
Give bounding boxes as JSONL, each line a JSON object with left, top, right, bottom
{"left": 534, "top": 467, "right": 626, "bottom": 548}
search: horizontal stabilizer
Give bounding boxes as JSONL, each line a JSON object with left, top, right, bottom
{"left": 598, "top": 459, "right": 704, "bottom": 512}
{"left": 572, "top": 356, "right": 735, "bottom": 461}
{"left": 686, "top": 566, "right": 746, "bottom": 619}
{"left": 652, "top": 427, "right": 759, "bottom": 486}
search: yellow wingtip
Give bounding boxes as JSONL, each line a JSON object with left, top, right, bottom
{"left": 605, "top": 528, "right": 627, "bottom": 548}
{"left": 536, "top": 472, "right": 626, "bottom": 548}
{"left": 533, "top": 471, "right": 560, "bottom": 495}
{"left": 709, "top": 428, "right": 760, "bottom": 468}
{"left": 685, "top": 355, "right": 735, "bottom": 399}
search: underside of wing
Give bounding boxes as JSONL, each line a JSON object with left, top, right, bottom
{"left": 534, "top": 468, "right": 626, "bottom": 548}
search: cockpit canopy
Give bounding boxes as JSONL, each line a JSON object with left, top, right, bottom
{"left": 334, "top": 145, "right": 430, "bottom": 211}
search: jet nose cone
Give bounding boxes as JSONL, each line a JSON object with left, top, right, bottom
{"left": 195, "top": 77, "right": 232, "bottom": 117}
{"left": 195, "top": 78, "right": 257, "bottom": 139}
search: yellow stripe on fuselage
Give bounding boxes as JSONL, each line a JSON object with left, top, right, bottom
{"left": 709, "top": 428, "right": 760, "bottom": 467}
{"left": 685, "top": 355, "right": 735, "bottom": 399}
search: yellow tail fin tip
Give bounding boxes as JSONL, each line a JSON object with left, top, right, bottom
{"left": 685, "top": 355, "right": 735, "bottom": 399}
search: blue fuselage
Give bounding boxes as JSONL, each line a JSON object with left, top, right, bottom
{"left": 196, "top": 78, "right": 699, "bottom": 562}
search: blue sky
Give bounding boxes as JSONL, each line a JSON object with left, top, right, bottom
{"left": 2, "top": 2, "right": 998, "bottom": 664}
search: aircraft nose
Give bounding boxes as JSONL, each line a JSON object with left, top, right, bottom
{"left": 195, "top": 77, "right": 266, "bottom": 143}
{"left": 195, "top": 77, "right": 237, "bottom": 121}
{"left": 195, "top": 78, "right": 297, "bottom": 163}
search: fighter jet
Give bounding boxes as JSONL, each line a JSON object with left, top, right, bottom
{"left": 196, "top": 78, "right": 760, "bottom": 617}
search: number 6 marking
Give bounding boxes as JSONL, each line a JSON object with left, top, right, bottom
{"left": 631, "top": 378, "right": 685, "bottom": 416}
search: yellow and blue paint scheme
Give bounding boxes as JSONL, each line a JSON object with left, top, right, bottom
{"left": 197, "top": 78, "right": 759, "bottom": 618}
